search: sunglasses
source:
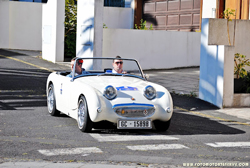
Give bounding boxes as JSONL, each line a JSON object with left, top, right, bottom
{"left": 115, "top": 61, "right": 123, "bottom": 65}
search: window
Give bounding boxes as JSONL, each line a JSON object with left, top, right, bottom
{"left": 104, "top": 0, "right": 125, "bottom": 7}
{"left": 10, "top": 0, "right": 48, "bottom": 3}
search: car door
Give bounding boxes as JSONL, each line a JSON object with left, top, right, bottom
{"left": 55, "top": 76, "right": 72, "bottom": 114}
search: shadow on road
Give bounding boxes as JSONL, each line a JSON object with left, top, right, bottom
{"left": 171, "top": 94, "right": 220, "bottom": 111}
{"left": 89, "top": 95, "right": 245, "bottom": 135}
{"left": 90, "top": 109, "right": 245, "bottom": 135}
{"left": 0, "top": 68, "right": 49, "bottom": 110}
{"left": 168, "top": 111, "right": 245, "bottom": 135}
{"left": 0, "top": 49, "right": 27, "bottom": 57}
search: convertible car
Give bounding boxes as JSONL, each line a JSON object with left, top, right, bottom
{"left": 46, "top": 58, "right": 173, "bottom": 132}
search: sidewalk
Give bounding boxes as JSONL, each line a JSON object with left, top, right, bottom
{"left": 144, "top": 69, "right": 250, "bottom": 121}
{"left": 145, "top": 68, "right": 200, "bottom": 96}
{"left": 215, "top": 108, "right": 250, "bottom": 121}
{"left": 0, "top": 162, "right": 142, "bottom": 168}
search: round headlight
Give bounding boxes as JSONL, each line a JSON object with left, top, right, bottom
{"left": 144, "top": 85, "right": 156, "bottom": 100}
{"left": 103, "top": 85, "right": 117, "bottom": 100}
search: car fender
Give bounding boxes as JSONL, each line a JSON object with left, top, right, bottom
{"left": 148, "top": 82, "right": 174, "bottom": 121}
{"left": 69, "top": 81, "right": 102, "bottom": 121}
{"left": 46, "top": 72, "right": 71, "bottom": 113}
{"left": 46, "top": 72, "right": 60, "bottom": 100}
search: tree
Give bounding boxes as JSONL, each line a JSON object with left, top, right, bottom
{"left": 64, "top": 0, "right": 77, "bottom": 58}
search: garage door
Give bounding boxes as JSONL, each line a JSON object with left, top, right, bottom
{"left": 143, "top": 0, "right": 201, "bottom": 31}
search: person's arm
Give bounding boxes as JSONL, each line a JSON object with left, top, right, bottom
{"left": 82, "top": 68, "right": 90, "bottom": 74}
{"left": 66, "top": 72, "right": 72, "bottom": 78}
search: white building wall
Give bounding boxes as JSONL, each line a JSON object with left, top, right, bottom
{"left": 1, "top": 0, "right": 202, "bottom": 71}
{"left": 199, "top": 18, "right": 250, "bottom": 108}
{"left": 76, "top": 0, "right": 95, "bottom": 59}
{"left": 9, "top": 1, "right": 42, "bottom": 50}
{"left": 103, "top": 29, "right": 201, "bottom": 70}
{"left": 42, "top": 0, "right": 65, "bottom": 62}
{"left": 125, "top": 0, "right": 134, "bottom": 8}
{"left": 0, "top": 0, "right": 9, "bottom": 49}
{"left": 202, "top": 0, "right": 217, "bottom": 18}
{"left": 76, "top": 0, "right": 104, "bottom": 71}
{"left": 103, "top": 7, "right": 133, "bottom": 29}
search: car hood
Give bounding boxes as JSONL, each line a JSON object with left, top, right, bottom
{"left": 76, "top": 76, "right": 149, "bottom": 91}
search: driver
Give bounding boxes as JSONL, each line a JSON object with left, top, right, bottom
{"left": 67, "top": 57, "right": 89, "bottom": 78}
{"left": 112, "top": 56, "right": 126, "bottom": 74}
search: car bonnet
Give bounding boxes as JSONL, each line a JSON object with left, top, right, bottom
{"left": 76, "top": 76, "right": 149, "bottom": 92}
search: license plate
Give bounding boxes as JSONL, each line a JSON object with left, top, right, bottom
{"left": 117, "top": 120, "right": 152, "bottom": 129}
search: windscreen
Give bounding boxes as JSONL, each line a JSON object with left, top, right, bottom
{"left": 74, "top": 58, "right": 144, "bottom": 79}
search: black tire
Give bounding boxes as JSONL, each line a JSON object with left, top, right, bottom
{"left": 153, "top": 119, "right": 171, "bottom": 132}
{"left": 77, "top": 96, "right": 93, "bottom": 132}
{"left": 47, "top": 84, "right": 60, "bottom": 116}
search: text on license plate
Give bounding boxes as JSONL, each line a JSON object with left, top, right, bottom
{"left": 118, "top": 120, "right": 152, "bottom": 129}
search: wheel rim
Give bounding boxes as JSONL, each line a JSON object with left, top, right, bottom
{"left": 47, "top": 88, "right": 54, "bottom": 113}
{"left": 78, "top": 99, "right": 86, "bottom": 128}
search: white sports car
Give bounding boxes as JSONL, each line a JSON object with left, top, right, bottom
{"left": 46, "top": 58, "right": 173, "bottom": 132}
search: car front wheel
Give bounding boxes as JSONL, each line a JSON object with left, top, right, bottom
{"left": 153, "top": 119, "right": 171, "bottom": 132}
{"left": 47, "top": 84, "right": 60, "bottom": 116}
{"left": 77, "top": 96, "right": 93, "bottom": 132}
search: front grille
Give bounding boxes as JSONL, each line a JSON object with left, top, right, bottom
{"left": 114, "top": 106, "right": 155, "bottom": 118}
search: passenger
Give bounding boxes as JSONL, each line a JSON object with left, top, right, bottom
{"left": 67, "top": 57, "right": 89, "bottom": 78}
{"left": 112, "top": 56, "right": 126, "bottom": 74}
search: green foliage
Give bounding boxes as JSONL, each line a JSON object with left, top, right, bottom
{"left": 189, "top": 91, "right": 197, "bottom": 97}
{"left": 221, "top": 8, "right": 236, "bottom": 46}
{"left": 246, "top": 87, "right": 250, "bottom": 93}
{"left": 221, "top": 8, "right": 235, "bottom": 21}
{"left": 240, "top": 72, "right": 250, "bottom": 93}
{"left": 244, "top": 72, "right": 250, "bottom": 93}
{"left": 64, "top": 0, "right": 77, "bottom": 58}
{"left": 243, "top": 72, "right": 250, "bottom": 93}
{"left": 234, "top": 53, "right": 250, "bottom": 79}
{"left": 103, "top": 23, "right": 108, "bottom": 29}
{"left": 135, "top": 19, "right": 153, "bottom": 30}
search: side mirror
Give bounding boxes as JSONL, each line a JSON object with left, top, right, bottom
{"left": 144, "top": 74, "right": 149, "bottom": 80}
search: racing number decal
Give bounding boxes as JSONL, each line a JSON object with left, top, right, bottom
{"left": 60, "top": 83, "right": 63, "bottom": 94}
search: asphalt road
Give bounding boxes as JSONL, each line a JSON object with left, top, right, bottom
{"left": 0, "top": 49, "right": 250, "bottom": 168}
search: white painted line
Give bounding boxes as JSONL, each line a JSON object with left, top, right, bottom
{"left": 38, "top": 147, "right": 103, "bottom": 156}
{"left": 127, "top": 144, "right": 189, "bottom": 151}
{"left": 90, "top": 134, "right": 179, "bottom": 142}
{"left": 206, "top": 142, "right": 250, "bottom": 148}
{"left": 82, "top": 154, "right": 90, "bottom": 157}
